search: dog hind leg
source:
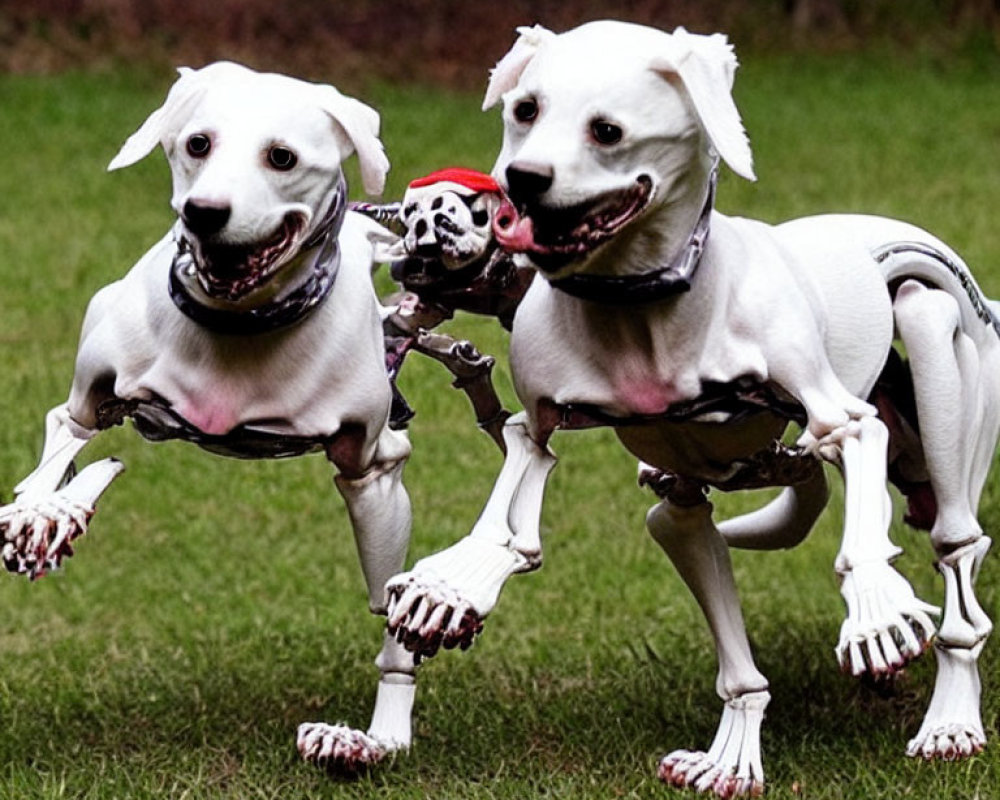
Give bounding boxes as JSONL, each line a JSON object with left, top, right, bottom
{"left": 893, "top": 279, "right": 997, "bottom": 759}
{"left": 297, "top": 427, "right": 418, "bottom": 771}
{"left": 0, "top": 403, "right": 123, "bottom": 578}
{"left": 648, "top": 491, "right": 770, "bottom": 798}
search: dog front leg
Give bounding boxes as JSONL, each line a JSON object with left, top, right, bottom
{"left": 298, "top": 426, "right": 418, "bottom": 772}
{"left": 1, "top": 403, "right": 123, "bottom": 578}
{"left": 647, "top": 492, "right": 770, "bottom": 798}
{"left": 384, "top": 411, "right": 556, "bottom": 659}
{"left": 826, "top": 415, "right": 938, "bottom": 677}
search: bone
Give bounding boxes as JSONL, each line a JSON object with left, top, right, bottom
{"left": 420, "top": 601, "right": 450, "bottom": 637}
{"left": 387, "top": 583, "right": 421, "bottom": 629}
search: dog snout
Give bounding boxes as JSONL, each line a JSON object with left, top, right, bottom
{"left": 505, "top": 162, "right": 553, "bottom": 202}
{"left": 182, "top": 199, "right": 232, "bottom": 238}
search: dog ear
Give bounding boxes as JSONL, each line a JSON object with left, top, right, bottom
{"left": 482, "top": 24, "right": 556, "bottom": 111}
{"left": 107, "top": 65, "right": 213, "bottom": 171}
{"left": 317, "top": 87, "right": 390, "bottom": 196}
{"left": 651, "top": 28, "right": 756, "bottom": 181}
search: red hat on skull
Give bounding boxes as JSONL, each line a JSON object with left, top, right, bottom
{"left": 408, "top": 167, "right": 501, "bottom": 194}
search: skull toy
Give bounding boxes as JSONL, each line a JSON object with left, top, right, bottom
{"left": 365, "top": 167, "right": 534, "bottom": 449}
{"left": 396, "top": 168, "right": 505, "bottom": 279}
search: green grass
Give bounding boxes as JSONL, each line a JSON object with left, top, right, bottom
{"left": 0, "top": 52, "right": 999, "bottom": 799}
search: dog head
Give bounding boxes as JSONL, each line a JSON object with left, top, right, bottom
{"left": 483, "top": 21, "right": 754, "bottom": 278}
{"left": 108, "top": 61, "right": 389, "bottom": 302}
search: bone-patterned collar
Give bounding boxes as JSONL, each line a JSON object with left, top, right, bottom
{"left": 549, "top": 164, "right": 718, "bottom": 306}
{"left": 168, "top": 176, "right": 347, "bottom": 336}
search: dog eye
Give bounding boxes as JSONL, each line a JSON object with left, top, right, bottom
{"left": 513, "top": 99, "right": 538, "bottom": 124}
{"left": 267, "top": 146, "right": 298, "bottom": 171}
{"left": 591, "top": 120, "right": 623, "bottom": 145}
{"left": 186, "top": 134, "right": 212, "bottom": 158}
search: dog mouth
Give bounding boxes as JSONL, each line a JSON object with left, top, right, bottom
{"left": 493, "top": 176, "right": 653, "bottom": 272}
{"left": 185, "top": 214, "right": 306, "bottom": 302}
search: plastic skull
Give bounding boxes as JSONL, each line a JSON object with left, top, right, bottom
{"left": 399, "top": 169, "right": 503, "bottom": 271}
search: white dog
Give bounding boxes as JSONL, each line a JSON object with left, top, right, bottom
{"left": 0, "top": 62, "right": 420, "bottom": 772}
{"left": 384, "top": 21, "right": 999, "bottom": 795}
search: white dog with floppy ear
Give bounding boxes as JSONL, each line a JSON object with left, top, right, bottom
{"left": 1, "top": 61, "right": 422, "bottom": 774}
{"left": 483, "top": 24, "right": 754, "bottom": 182}
{"left": 387, "top": 19, "right": 998, "bottom": 796}
{"left": 109, "top": 61, "right": 389, "bottom": 195}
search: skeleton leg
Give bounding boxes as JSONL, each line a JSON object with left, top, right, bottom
{"left": 893, "top": 280, "right": 997, "bottom": 759}
{"left": 829, "top": 414, "right": 938, "bottom": 677}
{"left": 907, "top": 539, "right": 991, "bottom": 759}
{"left": 297, "top": 427, "right": 419, "bottom": 771}
{"left": 413, "top": 330, "right": 511, "bottom": 453}
{"left": 385, "top": 412, "right": 556, "bottom": 658}
{"left": 648, "top": 493, "right": 770, "bottom": 798}
{"left": 1, "top": 403, "right": 123, "bottom": 578}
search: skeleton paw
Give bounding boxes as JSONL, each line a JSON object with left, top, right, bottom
{"left": 0, "top": 459, "right": 123, "bottom": 579}
{"left": 906, "top": 723, "right": 985, "bottom": 761}
{"left": 386, "top": 572, "right": 484, "bottom": 658}
{"left": 385, "top": 536, "right": 530, "bottom": 659}
{"left": 296, "top": 722, "right": 389, "bottom": 774}
{"left": 836, "top": 561, "right": 939, "bottom": 677}
{"left": 658, "top": 750, "right": 763, "bottom": 798}
{"left": 658, "top": 690, "right": 768, "bottom": 798}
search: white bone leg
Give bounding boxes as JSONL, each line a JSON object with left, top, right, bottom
{"left": 298, "top": 430, "right": 418, "bottom": 772}
{"left": 908, "top": 539, "right": 992, "bottom": 759}
{"left": 1, "top": 403, "right": 123, "bottom": 578}
{"left": 385, "top": 412, "right": 556, "bottom": 658}
{"left": 827, "top": 415, "right": 938, "bottom": 676}
{"left": 893, "top": 280, "right": 998, "bottom": 759}
{"left": 647, "top": 499, "right": 770, "bottom": 797}
{"left": 296, "top": 634, "right": 417, "bottom": 772}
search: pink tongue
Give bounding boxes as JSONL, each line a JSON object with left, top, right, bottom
{"left": 493, "top": 197, "right": 537, "bottom": 252}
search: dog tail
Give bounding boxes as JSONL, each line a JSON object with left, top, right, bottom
{"left": 875, "top": 241, "right": 1000, "bottom": 341}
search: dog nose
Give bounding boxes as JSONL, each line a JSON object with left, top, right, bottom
{"left": 505, "top": 162, "right": 553, "bottom": 201}
{"left": 182, "top": 200, "right": 231, "bottom": 237}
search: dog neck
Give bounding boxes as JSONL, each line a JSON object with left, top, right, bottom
{"left": 169, "top": 177, "right": 347, "bottom": 336}
{"left": 549, "top": 162, "right": 717, "bottom": 307}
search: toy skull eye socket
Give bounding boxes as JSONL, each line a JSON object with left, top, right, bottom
{"left": 591, "top": 120, "right": 623, "bottom": 145}
{"left": 186, "top": 133, "right": 212, "bottom": 158}
{"left": 513, "top": 99, "right": 538, "bottom": 124}
{"left": 267, "top": 145, "right": 298, "bottom": 171}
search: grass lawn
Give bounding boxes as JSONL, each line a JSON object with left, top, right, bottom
{"left": 0, "top": 49, "right": 999, "bottom": 799}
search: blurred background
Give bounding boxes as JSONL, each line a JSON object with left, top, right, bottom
{"left": 1, "top": 0, "right": 998, "bottom": 86}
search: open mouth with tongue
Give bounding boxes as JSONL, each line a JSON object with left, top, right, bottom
{"left": 187, "top": 213, "right": 307, "bottom": 302}
{"left": 492, "top": 176, "right": 653, "bottom": 273}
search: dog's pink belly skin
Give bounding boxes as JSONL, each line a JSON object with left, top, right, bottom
{"left": 176, "top": 396, "right": 241, "bottom": 436}
{"left": 614, "top": 377, "right": 682, "bottom": 416}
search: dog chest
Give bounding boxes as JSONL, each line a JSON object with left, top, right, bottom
{"left": 511, "top": 274, "right": 771, "bottom": 420}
